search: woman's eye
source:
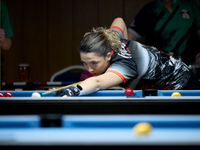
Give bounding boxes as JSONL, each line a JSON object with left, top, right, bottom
{"left": 92, "top": 62, "right": 98, "bottom": 65}
{"left": 82, "top": 62, "right": 87, "bottom": 65}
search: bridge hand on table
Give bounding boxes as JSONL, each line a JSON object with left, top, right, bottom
{"left": 55, "top": 85, "right": 82, "bottom": 97}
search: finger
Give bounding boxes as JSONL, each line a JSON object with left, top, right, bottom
{"left": 62, "top": 95, "right": 71, "bottom": 98}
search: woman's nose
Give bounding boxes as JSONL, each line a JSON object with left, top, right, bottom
{"left": 88, "top": 66, "right": 94, "bottom": 72}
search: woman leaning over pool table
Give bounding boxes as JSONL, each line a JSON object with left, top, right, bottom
{"left": 55, "top": 17, "right": 200, "bottom": 97}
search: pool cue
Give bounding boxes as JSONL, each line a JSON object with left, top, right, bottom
{"left": 42, "top": 81, "right": 83, "bottom": 95}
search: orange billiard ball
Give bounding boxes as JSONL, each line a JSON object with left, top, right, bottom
{"left": 4, "top": 92, "right": 13, "bottom": 97}
{"left": 124, "top": 88, "right": 134, "bottom": 97}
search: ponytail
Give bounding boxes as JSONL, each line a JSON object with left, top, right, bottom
{"left": 79, "top": 27, "right": 121, "bottom": 57}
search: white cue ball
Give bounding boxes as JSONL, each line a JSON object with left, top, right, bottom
{"left": 31, "top": 92, "right": 41, "bottom": 97}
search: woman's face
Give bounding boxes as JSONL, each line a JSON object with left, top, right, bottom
{"left": 80, "top": 52, "right": 112, "bottom": 76}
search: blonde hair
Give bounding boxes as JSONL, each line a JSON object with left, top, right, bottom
{"left": 79, "top": 27, "right": 121, "bottom": 57}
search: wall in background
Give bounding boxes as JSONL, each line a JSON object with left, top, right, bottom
{"left": 2, "top": 0, "right": 200, "bottom": 82}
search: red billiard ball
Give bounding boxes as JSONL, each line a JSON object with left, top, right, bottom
{"left": 0, "top": 93, "right": 4, "bottom": 97}
{"left": 125, "top": 88, "right": 134, "bottom": 97}
{"left": 4, "top": 92, "right": 13, "bottom": 97}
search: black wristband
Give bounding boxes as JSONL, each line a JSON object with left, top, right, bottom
{"left": 70, "top": 85, "right": 82, "bottom": 96}
{"left": 55, "top": 85, "right": 83, "bottom": 97}
{"left": 76, "top": 85, "right": 83, "bottom": 91}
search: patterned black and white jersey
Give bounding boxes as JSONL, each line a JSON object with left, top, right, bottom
{"left": 107, "top": 27, "right": 190, "bottom": 90}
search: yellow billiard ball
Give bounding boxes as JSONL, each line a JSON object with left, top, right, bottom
{"left": 171, "top": 92, "right": 181, "bottom": 97}
{"left": 133, "top": 122, "right": 152, "bottom": 135}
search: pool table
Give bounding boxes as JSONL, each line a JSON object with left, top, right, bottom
{"left": 0, "top": 114, "right": 200, "bottom": 146}
{"left": 0, "top": 90, "right": 200, "bottom": 115}
{"left": 1, "top": 89, "right": 200, "bottom": 97}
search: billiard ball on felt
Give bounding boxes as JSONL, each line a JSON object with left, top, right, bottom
{"left": 4, "top": 92, "right": 13, "bottom": 97}
{"left": 171, "top": 92, "right": 181, "bottom": 97}
{"left": 124, "top": 89, "right": 134, "bottom": 97}
{"left": 31, "top": 92, "right": 41, "bottom": 97}
{"left": 133, "top": 122, "right": 152, "bottom": 135}
{"left": 0, "top": 93, "right": 4, "bottom": 97}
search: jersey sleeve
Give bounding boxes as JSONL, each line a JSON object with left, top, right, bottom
{"left": 1, "top": 2, "right": 14, "bottom": 38}
{"left": 109, "top": 26, "right": 124, "bottom": 39}
{"left": 106, "top": 56, "right": 138, "bottom": 84}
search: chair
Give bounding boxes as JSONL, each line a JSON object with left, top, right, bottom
{"left": 50, "top": 65, "right": 85, "bottom": 82}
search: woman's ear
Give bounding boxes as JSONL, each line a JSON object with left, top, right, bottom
{"left": 106, "top": 52, "right": 112, "bottom": 62}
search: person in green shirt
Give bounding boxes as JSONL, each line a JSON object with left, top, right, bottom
{"left": 0, "top": 1, "right": 14, "bottom": 81}
{"left": 0, "top": 1, "right": 14, "bottom": 50}
{"left": 128, "top": 0, "right": 200, "bottom": 64}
